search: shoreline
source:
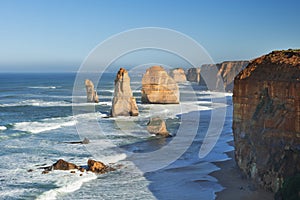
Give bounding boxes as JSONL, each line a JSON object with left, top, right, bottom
{"left": 211, "top": 141, "right": 274, "bottom": 200}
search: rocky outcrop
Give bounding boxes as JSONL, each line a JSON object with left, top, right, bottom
{"left": 85, "top": 79, "right": 99, "bottom": 103}
{"left": 87, "top": 159, "right": 115, "bottom": 174}
{"left": 216, "top": 61, "right": 249, "bottom": 91}
{"left": 111, "top": 68, "right": 139, "bottom": 117}
{"left": 198, "top": 61, "right": 249, "bottom": 91}
{"left": 147, "top": 117, "right": 170, "bottom": 137}
{"left": 169, "top": 68, "right": 187, "bottom": 82}
{"left": 40, "top": 159, "right": 115, "bottom": 174}
{"left": 141, "top": 66, "right": 179, "bottom": 104}
{"left": 233, "top": 49, "right": 300, "bottom": 192}
{"left": 185, "top": 61, "right": 248, "bottom": 91}
{"left": 186, "top": 68, "right": 200, "bottom": 82}
{"left": 52, "top": 159, "right": 79, "bottom": 170}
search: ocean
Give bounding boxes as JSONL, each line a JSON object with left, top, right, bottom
{"left": 0, "top": 72, "right": 234, "bottom": 199}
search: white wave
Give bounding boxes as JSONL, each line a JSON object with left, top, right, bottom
{"left": 12, "top": 112, "right": 107, "bottom": 134}
{"left": 36, "top": 171, "right": 97, "bottom": 200}
{"left": 0, "top": 126, "right": 7, "bottom": 131}
{"left": 0, "top": 99, "right": 110, "bottom": 107}
{"left": 13, "top": 119, "right": 77, "bottom": 134}
{"left": 28, "top": 86, "right": 58, "bottom": 89}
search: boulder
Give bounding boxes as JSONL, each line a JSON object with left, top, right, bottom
{"left": 233, "top": 49, "right": 300, "bottom": 192}
{"left": 111, "top": 68, "right": 139, "bottom": 117}
{"left": 52, "top": 159, "right": 79, "bottom": 170}
{"left": 169, "top": 68, "right": 187, "bottom": 82}
{"left": 147, "top": 117, "right": 170, "bottom": 137}
{"left": 85, "top": 79, "right": 99, "bottom": 103}
{"left": 141, "top": 66, "right": 179, "bottom": 104}
{"left": 87, "top": 159, "right": 115, "bottom": 174}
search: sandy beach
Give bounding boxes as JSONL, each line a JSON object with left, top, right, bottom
{"left": 211, "top": 142, "right": 274, "bottom": 200}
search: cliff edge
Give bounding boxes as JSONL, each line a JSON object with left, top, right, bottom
{"left": 233, "top": 49, "right": 300, "bottom": 192}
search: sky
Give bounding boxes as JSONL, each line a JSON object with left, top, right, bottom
{"left": 0, "top": 0, "right": 300, "bottom": 72}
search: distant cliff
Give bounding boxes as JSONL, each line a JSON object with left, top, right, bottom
{"left": 186, "top": 61, "right": 248, "bottom": 91}
{"left": 233, "top": 50, "right": 300, "bottom": 192}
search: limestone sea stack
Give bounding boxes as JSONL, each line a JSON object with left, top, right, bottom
{"left": 141, "top": 66, "right": 179, "bottom": 104}
{"left": 111, "top": 68, "right": 139, "bottom": 117}
{"left": 85, "top": 79, "right": 99, "bottom": 103}
{"left": 233, "top": 49, "right": 300, "bottom": 192}
{"left": 169, "top": 68, "right": 187, "bottom": 82}
{"left": 147, "top": 117, "right": 170, "bottom": 137}
{"left": 186, "top": 67, "right": 200, "bottom": 82}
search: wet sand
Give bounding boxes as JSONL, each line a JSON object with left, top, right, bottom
{"left": 211, "top": 143, "right": 274, "bottom": 200}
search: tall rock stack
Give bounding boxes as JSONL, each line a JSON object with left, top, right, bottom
{"left": 141, "top": 66, "right": 179, "bottom": 104}
{"left": 169, "top": 68, "right": 187, "bottom": 83}
{"left": 233, "top": 50, "right": 300, "bottom": 192}
{"left": 111, "top": 68, "right": 139, "bottom": 117}
{"left": 186, "top": 67, "right": 200, "bottom": 82}
{"left": 85, "top": 79, "right": 99, "bottom": 103}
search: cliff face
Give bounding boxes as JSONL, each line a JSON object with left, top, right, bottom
{"left": 216, "top": 61, "right": 249, "bottom": 91}
{"left": 111, "top": 68, "right": 139, "bottom": 117}
{"left": 186, "top": 61, "right": 248, "bottom": 91}
{"left": 169, "top": 68, "right": 187, "bottom": 82}
{"left": 233, "top": 50, "right": 300, "bottom": 192}
{"left": 141, "top": 66, "right": 179, "bottom": 104}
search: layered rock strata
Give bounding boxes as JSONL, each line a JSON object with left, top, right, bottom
{"left": 233, "top": 50, "right": 300, "bottom": 192}
{"left": 111, "top": 68, "right": 139, "bottom": 117}
{"left": 141, "top": 66, "right": 179, "bottom": 104}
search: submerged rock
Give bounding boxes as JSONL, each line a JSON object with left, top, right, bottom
{"left": 233, "top": 49, "right": 300, "bottom": 192}
{"left": 147, "top": 117, "right": 170, "bottom": 137}
{"left": 111, "top": 68, "right": 139, "bottom": 117}
{"left": 169, "top": 68, "right": 187, "bottom": 83}
{"left": 141, "top": 66, "right": 179, "bottom": 104}
{"left": 85, "top": 79, "right": 99, "bottom": 103}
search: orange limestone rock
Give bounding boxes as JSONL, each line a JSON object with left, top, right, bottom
{"left": 85, "top": 79, "right": 99, "bottom": 103}
{"left": 141, "top": 66, "right": 179, "bottom": 104}
{"left": 169, "top": 68, "right": 187, "bottom": 83}
{"left": 147, "top": 117, "right": 170, "bottom": 137}
{"left": 233, "top": 49, "right": 300, "bottom": 192}
{"left": 111, "top": 68, "right": 139, "bottom": 117}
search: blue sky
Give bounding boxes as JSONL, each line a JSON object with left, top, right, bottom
{"left": 0, "top": 0, "right": 299, "bottom": 72}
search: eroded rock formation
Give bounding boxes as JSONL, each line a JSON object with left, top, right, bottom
{"left": 147, "top": 117, "right": 170, "bottom": 137}
{"left": 216, "top": 61, "right": 249, "bottom": 91}
{"left": 233, "top": 49, "right": 300, "bottom": 192}
{"left": 85, "top": 79, "right": 99, "bottom": 103}
{"left": 111, "top": 68, "right": 139, "bottom": 117}
{"left": 141, "top": 66, "right": 179, "bottom": 104}
{"left": 87, "top": 159, "right": 115, "bottom": 174}
{"left": 169, "top": 68, "right": 187, "bottom": 82}
{"left": 186, "top": 67, "right": 200, "bottom": 82}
